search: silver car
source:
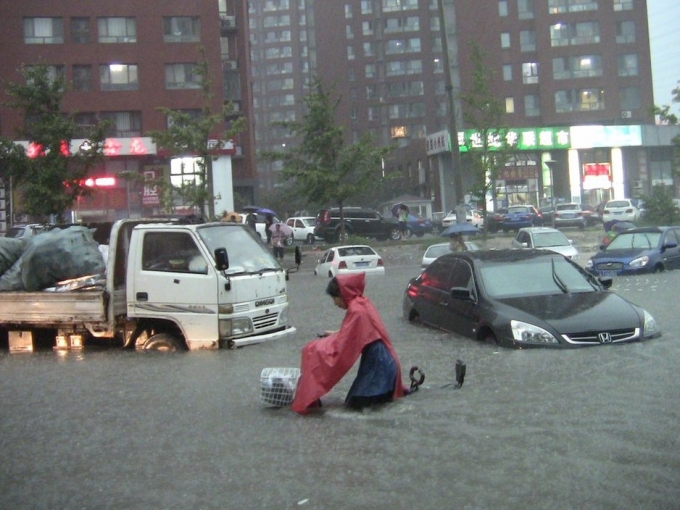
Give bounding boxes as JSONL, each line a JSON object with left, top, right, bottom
{"left": 511, "top": 227, "right": 579, "bottom": 260}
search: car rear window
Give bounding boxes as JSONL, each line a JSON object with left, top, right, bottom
{"left": 338, "top": 246, "right": 376, "bottom": 257}
{"left": 555, "top": 204, "right": 579, "bottom": 211}
{"left": 607, "top": 201, "right": 630, "bottom": 208}
{"left": 507, "top": 206, "right": 529, "bottom": 214}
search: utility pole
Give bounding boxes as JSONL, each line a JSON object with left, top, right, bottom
{"left": 437, "top": 0, "right": 464, "bottom": 210}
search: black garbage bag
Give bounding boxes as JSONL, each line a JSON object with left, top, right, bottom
{"left": 0, "top": 237, "right": 25, "bottom": 275}
{"left": 20, "top": 226, "right": 106, "bottom": 292}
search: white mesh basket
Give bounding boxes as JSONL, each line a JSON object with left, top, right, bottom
{"left": 260, "top": 367, "right": 301, "bottom": 407}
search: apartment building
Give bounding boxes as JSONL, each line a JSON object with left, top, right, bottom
{"left": 0, "top": 0, "right": 255, "bottom": 227}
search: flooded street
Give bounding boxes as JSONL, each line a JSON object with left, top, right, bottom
{"left": 1, "top": 257, "right": 679, "bottom": 509}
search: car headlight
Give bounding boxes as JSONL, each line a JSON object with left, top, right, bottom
{"left": 219, "top": 317, "right": 253, "bottom": 337}
{"left": 643, "top": 310, "right": 660, "bottom": 338}
{"left": 629, "top": 255, "right": 649, "bottom": 268}
{"left": 511, "top": 320, "right": 559, "bottom": 344}
{"left": 585, "top": 259, "right": 593, "bottom": 269}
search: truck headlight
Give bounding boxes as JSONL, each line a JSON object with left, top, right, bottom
{"left": 279, "top": 306, "right": 288, "bottom": 325}
{"left": 511, "top": 320, "right": 559, "bottom": 344}
{"left": 219, "top": 317, "right": 253, "bottom": 337}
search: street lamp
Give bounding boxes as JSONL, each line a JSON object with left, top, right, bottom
{"left": 544, "top": 159, "right": 557, "bottom": 228}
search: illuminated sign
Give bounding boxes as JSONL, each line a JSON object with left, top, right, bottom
{"left": 582, "top": 163, "right": 612, "bottom": 190}
{"left": 425, "top": 130, "right": 451, "bottom": 155}
{"left": 84, "top": 177, "right": 116, "bottom": 187}
{"left": 17, "top": 137, "right": 156, "bottom": 158}
{"left": 570, "top": 125, "right": 642, "bottom": 149}
{"left": 459, "top": 127, "right": 571, "bottom": 152}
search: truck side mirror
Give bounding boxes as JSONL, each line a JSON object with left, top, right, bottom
{"left": 214, "top": 248, "right": 229, "bottom": 271}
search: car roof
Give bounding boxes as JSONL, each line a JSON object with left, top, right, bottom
{"left": 517, "top": 227, "right": 561, "bottom": 234}
{"left": 614, "top": 226, "right": 674, "bottom": 234}
{"left": 435, "top": 248, "right": 563, "bottom": 265}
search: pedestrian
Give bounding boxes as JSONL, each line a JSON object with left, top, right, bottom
{"left": 246, "top": 212, "right": 257, "bottom": 231}
{"left": 397, "top": 204, "right": 410, "bottom": 240}
{"left": 291, "top": 273, "right": 406, "bottom": 414}
{"left": 271, "top": 223, "right": 287, "bottom": 260}
{"left": 265, "top": 214, "right": 274, "bottom": 244}
{"left": 449, "top": 232, "right": 466, "bottom": 252}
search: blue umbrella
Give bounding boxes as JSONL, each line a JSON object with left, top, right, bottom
{"left": 256, "top": 208, "right": 277, "bottom": 216}
{"left": 440, "top": 223, "right": 481, "bottom": 237}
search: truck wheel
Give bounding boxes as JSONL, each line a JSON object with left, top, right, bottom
{"left": 144, "top": 333, "right": 184, "bottom": 351}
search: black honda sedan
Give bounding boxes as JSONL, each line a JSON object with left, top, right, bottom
{"left": 403, "top": 249, "right": 661, "bottom": 348}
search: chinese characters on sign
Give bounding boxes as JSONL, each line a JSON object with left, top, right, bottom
{"left": 142, "top": 167, "right": 161, "bottom": 207}
{"left": 425, "top": 131, "right": 452, "bottom": 155}
{"left": 459, "top": 127, "right": 571, "bottom": 152}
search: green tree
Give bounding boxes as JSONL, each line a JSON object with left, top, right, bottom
{"left": 459, "top": 42, "right": 514, "bottom": 238}
{"left": 148, "top": 48, "right": 245, "bottom": 220}
{"left": 263, "top": 77, "right": 393, "bottom": 239}
{"left": 1, "top": 64, "right": 106, "bottom": 222}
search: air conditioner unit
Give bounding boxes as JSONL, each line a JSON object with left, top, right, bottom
{"left": 621, "top": 110, "right": 632, "bottom": 119}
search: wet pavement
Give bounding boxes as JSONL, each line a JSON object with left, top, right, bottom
{"left": 1, "top": 231, "right": 679, "bottom": 509}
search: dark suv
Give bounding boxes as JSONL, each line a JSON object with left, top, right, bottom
{"left": 315, "top": 207, "right": 396, "bottom": 243}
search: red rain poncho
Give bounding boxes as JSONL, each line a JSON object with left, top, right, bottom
{"left": 291, "top": 272, "right": 405, "bottom": 414}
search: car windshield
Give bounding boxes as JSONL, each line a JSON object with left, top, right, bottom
{"left": 338, "top": 246, "right": 376, "bottom": 257}
{"left": 479, "top": 256, "right": 597, "bottom": 298}
{"left": 532, "top": 231, "right": 569, "bottom": 248}
{"left": 198, "top": 224, "right": 280, "bottom": 274}
{"left": 607, "top": 232, "right": 661, "bottom": 250}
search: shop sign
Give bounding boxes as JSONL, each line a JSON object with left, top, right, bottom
{"left": 459, "top": 127, "right": 570, "bottom": 152}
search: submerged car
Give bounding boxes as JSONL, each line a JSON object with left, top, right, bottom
{"left": 586, "top": 226, "right": 680, "bottom": 277}
{"left": 501, "top": 205, "right": 542, "bottom": 232}
{"left": 421, "top": 241, "right": 480, "bottom": 269}
{"left": 511, "top": 227, "right": 579, "bottom": 260}
{"left": 403, "top": 249, "right": 660, "bottom": 348}
{"left": 314, "top": 244, "right": 385, "bottom": 277}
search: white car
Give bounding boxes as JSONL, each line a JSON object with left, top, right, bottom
{"left": 601, "top": 199, "right": 641, "bottom": 224}
{"left": 285, "top": 216, "right": 321, "bottom": 245}
{"left": 421, "top": 242, "right": 480, "bottom": 268}
{"left": 511, "top": 227, "right": 579, "bottom": 260}
{"left": 314, "top": 245, "right": 385, "bottom": 277}
{"left": 441, "top": 209, "right": 484, "bottom": 228}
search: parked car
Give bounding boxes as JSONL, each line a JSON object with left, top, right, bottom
{"left": 484, "top": 208, "right": 507, "bottom": 233}
{"left": 313, "top": 244, "right": 385, "bottom": 277}
{"left": 314, "top": 207, "right": 394, "bottom": 243}
{"left": 421, "top": 241, "right": 480, "bottom": 269}
{"left": 553, "top": 203, "right": 587, "bottom": 229}
{"left": 285, "top": 216, "right": 321, "bottom": 245}
{"left": 601, "top": 199, "right": 642, "bottom": 224}
{"left": 538, "top": 205, "right": 554, "bottom": 225}
{"left": 441, "top": 208, "right": 484, "bottom": 228}
{"left": 430, "top": 212, "right": 446, "bottom": 236}
{"left": 4, "top": 223, "right": 47, "bottom": 239}
{"left": 403, "top": 249, "right": 661, "bottom": 348}
{"left": 501, "top": 205, "right": 543, "bottom": 232}
{"left": 585, "top": 226, "right": 680, "bottom": 277}
{"left": 389, "top": 214, "right": 433, "bottom": 240}
{"left": 511, "top": 227, "right": 579, "bottom": 260}
{"left": 579, "top": 204, "right": 600, "bottom": 226}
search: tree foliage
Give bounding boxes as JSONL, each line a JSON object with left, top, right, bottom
{"left": 148, "top": 47, "right": 245, "bottom": 220}
{"left": 1, "top": 64, "right": 106, "bottom": 222}
{"left": 458, "top": 42, "right": 513, "bottom": 237}
{"left": 262, "top": 77, "right": 393, "bottom": 234}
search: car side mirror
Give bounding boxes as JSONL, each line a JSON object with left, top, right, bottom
{"left": 662, "top": 242, "right": 678, "bottom": 251}
{"left": 598, "top": 277, "right": 613, "bottom": 289}
{"left": 521, "top": 242, "right": 528, "bottom": 248}
{"left": 214, "top": 248, "right": 229, "bottom": 271}
{"left": 450, "top": 286, "right": 473, "bottom": 301}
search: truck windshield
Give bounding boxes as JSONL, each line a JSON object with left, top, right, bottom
{"left": 198, "top": 224, "right": 280, "bottom": 273}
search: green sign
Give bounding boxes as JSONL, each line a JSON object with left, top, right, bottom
{"left": 458, "top": 127, "right": 571, "bottom": 152}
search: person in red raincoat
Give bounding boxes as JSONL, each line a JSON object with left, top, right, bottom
{"left": 291, "top": 272, "right": 406, "bottom": 414}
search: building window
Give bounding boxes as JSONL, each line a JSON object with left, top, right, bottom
{"left": 551, "top": 22, "right": 600, "bottom": 46}
{"left": 100, "top": 64, "right": 138, "bottom": 91}
{"left": 620, "top": 86, "right": 641, "bottom": 110}
{"left": 518, "top": 0, "right": 535, "bottom": 19}
{"left": 345, "top": 4, "right": 352, "bottom": 18}
{"left": 503, "top": 64, "right": 512, "bottom": 81}
{"left": 498, "top": 1, "right": 508, "bottom": 16}
{"left": 501, "top": 32, "right": 511, "bottom": 48}
{"left": 613, "top": 0, "right": 633, "bottom": 11}
{"left": 365, "top": 63, "right": 376, "bottom": 78}
{"left": 548, "top": 0, "right": 598, "bottom": 13}
{"left": 73, "top": 112, "right": 97, "bottom": 137}
{"left": 166, "top": 109, "right": 202, "bottom": 128}
{"left": 70, "top": 18, "right": 90, "bottom": 44}
{"left": 100, "top": 111, "right": 142, "bottom": 137}
{"left": 362, "top": 21, "right": 374, "bottom": 36}
{"left": 555, "top": 88, "right": 605, "bottom": 112}
{"left": 616, "top": 21, "right": 635, "bottom": 44}
{"left": 98, "top": 17, "right": 136, "bottom": 43}
{"left": 524, "top": 95, "right": 540, "bottom": 117}
{"left": 23, "top": 17, "right": 64, "bottom": 44}
{"left": 363, "top": 42, "right": 375, "bottom": 57}
{"left": 617, "top": 54, "right": 638, "bottom": 76}
{"left": 505, "top": 97, "right": 515, "bottom": 114}
{"left": 346, "top": 25, "right": 354, "bottom": 39}
{"left": 366, "top": 84, "right": 377, "bottom": 99}
{"left": 347, "top": 46, "right": 355, "bottom": 60}
{"left": 72, "top": 65, "right": 92, "bottom": 91}
{"left": 25, "top": 65, "right": 65, "bottom": 88}
{"left": 552, "top": 55, "right": 602, "bottom": 79}
{"left": 163, "top": 17, "right": 200, "bottom": 43}
{"left": 520, "top": 30, "right": 536, "bottom": 52}
{"left": 165, "top": 63, "right": 202, "bottom": 89}
{"left": 522, "top": 62, "right": 539, "bottom": 84}
{"left": 361, "top": 0, "right": 372, "bottom": 14}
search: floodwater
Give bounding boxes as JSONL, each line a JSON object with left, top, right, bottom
{"left": 1, "top": 260, "right": 679, "bottom": 509}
